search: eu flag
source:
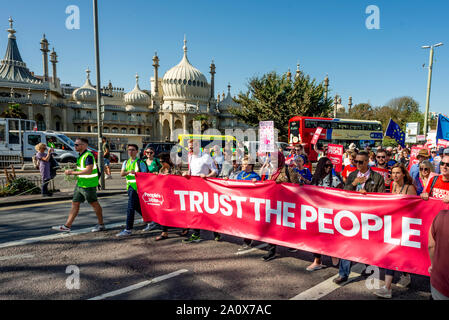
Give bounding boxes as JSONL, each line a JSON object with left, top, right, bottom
{"left": 385, "top": 119, "right": 405, "bottom": 147}
{"left": 436, "top": 114, "right": 449, "bottom": 143}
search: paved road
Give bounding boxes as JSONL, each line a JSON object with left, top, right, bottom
{"left": 0, "top": 194, "right": 432, "bottom": 301}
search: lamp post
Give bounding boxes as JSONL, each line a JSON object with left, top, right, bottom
{"left": 422, "top": 42, "right": 443, "bottom": 140}
{"left": 93, "top": 0, "right": 105, "bottom": 189}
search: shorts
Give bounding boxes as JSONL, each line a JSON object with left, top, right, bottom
{"left": 73, "top": 185, "right": 98, "bottom": 203}
{"left": 104, "top": 158, "right": 110, "bottom": 166}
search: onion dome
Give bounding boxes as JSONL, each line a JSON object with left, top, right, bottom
{"left": 124, "top": 73, "right": 150, "bottom": 111}
{"left": 218, "top": 84, "right": 240, "bottom": 112}
{"left": 72, "top": 68, "right": 97, "bottom": 103}
{"left": 162, "top": 36, "right": 209, "bottom": 103}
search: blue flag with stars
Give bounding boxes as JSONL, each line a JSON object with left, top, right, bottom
{"left": 385, "top": 119, "right": 405, "bottom": 147}
{"left": 436, "top": 114, "right": 449, "bottom": 143}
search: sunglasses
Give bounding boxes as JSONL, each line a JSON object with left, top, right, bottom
{"left": 419, "top": 167, "right": 430, "bottom": 171}
{"left": 440, "top": 161, "right": 449, "bottom": 168}
{"left": 354, "top": 160, "right": 366, "bottom": 165}
{"left": 376, "top": 156, "right": 386, "bottom": 159}
{"left": 145, "top": 151, "right": 154, "bottom": 154}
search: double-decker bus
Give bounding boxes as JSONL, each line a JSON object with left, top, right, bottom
{"left": 288, "top": 116, "right": 383, "bottom": 162}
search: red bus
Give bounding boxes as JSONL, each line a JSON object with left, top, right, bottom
{"left": 288, "top": 116, "right": 383, "bottom": 162}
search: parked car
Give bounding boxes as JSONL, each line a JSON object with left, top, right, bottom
{"left": 87, "top": 147, "right": 118, "bottom": 163}
{"left": 139, "top": 142, "right": 178, "bottom": 159}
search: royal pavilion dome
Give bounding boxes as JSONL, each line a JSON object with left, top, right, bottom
{"left": 218, "top": 84, "right": 240, "bottom": 112}
{"left": 72, "top": 68, "right": 97, "bottom": 103}
{"left": 124, "top": 73, "right": 150, "bottom": 111}
{"left": 162, "top": 37, "right": 210, "bottom": 103}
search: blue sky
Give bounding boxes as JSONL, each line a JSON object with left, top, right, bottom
{"left": 2, "top": 0, "right": 448, "bottom": 114}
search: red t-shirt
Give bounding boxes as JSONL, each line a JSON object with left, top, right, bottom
{"left": 342, "top": 165, "right": 357, "bottom": 179}
{"left": 425, "top": 175, "right": 449, "bottom": 199}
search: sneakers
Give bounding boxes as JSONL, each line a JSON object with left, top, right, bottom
{"left": 396, "top": 273, "right": 411, "bottom": 288}
{"left": 333, "top": 276, "right": 348, "bottom": 285}
{"left": 144, "top": 222, "right": 162, "bottom": 232}
{"left": 238, "top": 243, "right": 251, "bottom": 251}
{"left": 374, "top": 286, "right": 392, "bottom": 299}
{"left": 306, "top": 264, "right": 325, "bottom": 272}
{"left": 182, "top": 234, "right": 201, "bottom": 243}
{"left": 214, "top": 234, "right": 221, "bottom": 241}
{"left": 91, "top": 224, "right": 106, "bottom": 232}
{"left": 116, "top": 229, "right": 132, "bottom": 237}
{"left": 262, "top": 253, "right": 276, "bottom": 262}
{"left": 288, "top": 248, "right": 298, "bottom": 253}
{"left": 52, "top": 225, "right": 71, "bottom": 232}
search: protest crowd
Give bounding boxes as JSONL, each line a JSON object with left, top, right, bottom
{"left": 50, "top": 136, "right": 449, "bottom": 300}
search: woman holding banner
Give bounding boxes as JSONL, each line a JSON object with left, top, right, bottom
{"left": 373, "top": 163, "right": 416, "bottom": 298}
{"left": 306, "top": 157, "right": 343, "bottom": 271}
{"left": 262, "top": 151, "right": 300, "bottom": 261}
{"left": 414, "top": 160, "right": 436, "bottom": 196}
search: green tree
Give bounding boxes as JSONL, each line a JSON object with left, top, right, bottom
{"left": 193, "top": 114, "right": 211, "bottom": 132}
{"left": 230, "top": 71, "right": 332, "bottom": 141}
{"left": 1, "top": 104, "right": 27, "bottom": 119}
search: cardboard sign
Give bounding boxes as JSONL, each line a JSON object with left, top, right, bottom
{"left": 310, "top": 127, "right": 323, "bottom": 145}
{"left": 259, "top": 121, "right": 275, "bottom": 153}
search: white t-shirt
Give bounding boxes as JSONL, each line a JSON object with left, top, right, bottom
{"left": 189, "top": 153, "right": 217, "bottom": 176}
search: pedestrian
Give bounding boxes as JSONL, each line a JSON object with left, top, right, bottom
{"left": 35, "top": 143, "right": 53, "bottom": 197}
{"left": 313, "top": 142, "right": 326, "bottom": 161}
{"left": 154, "top": 152, "right": 182, "bottom": 241}
{"left": 52, "top": 138, "right": 105, "bottom": 232}
{"left": 102, "top": 137, "right": 112, "bottom": 179}
{"left": 182, "top": 139, "right": 220, "bottom": 243}
{"left": 306, "top": 157, "right": 343, "bottom": 271}
{"left": 219, "top": 147, "right": 234, "bottom": 178}
{"left": 333, "top": 151, "right": 385, "bottom": 285}
{"left": 368, "top": 151, "right": 376, "bottom": 167}
{"left": 142, "top": 146, "right": 163, "bottom": 231}
{"left": 342, "top": 151, "right": 357, "bottom": 184}
{"left": 420, "top": 154, "right": 449, "bottom": 203}
{"left": 399, "top": 148, "right": 410, "bottom": 168}
{"left": 292, "top": 155, "right": 312, "bottom": 184}
{"left": 235, "top": 156, "right": 261, "bottom": 251}
{"left": 262, "top": 151, "right": 300, "bottom": 262}
{"left": 434, "top": 148, "right": 445, "bottom": 174}
{"left": 143, "top": 147, "right": 162, "bottom": 173}
{"left": 212, "top": 144, "right": 224, "bottom": 176}
{"left": 410, "top": 149, "right": 431, "bottom": 183}
{"left": 414, "top": 160, "right": 437, "bottom": 196}
{"left": 428, "top": 209, "right": 449, "bottom": 300}
{"left": 373, "top": 163, "right": 416, "bottom": 298}
{"left": 386, "top": 149, "right": 397, "bottom": 167}
{"left": 371, "top": 148, "right": 392, "bottom": 192}
{"left": 115, "top": 144, "right": 149, "bottom": 237}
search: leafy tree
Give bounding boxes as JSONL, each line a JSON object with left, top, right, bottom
{"left": 193, "top": 114, "right": 211, "bottom": 132}
{"left": 229, "top": 71, "right": 332, "bottom": 141}
{"left": 1, "top": 104, "right": 27, "bottom": 119}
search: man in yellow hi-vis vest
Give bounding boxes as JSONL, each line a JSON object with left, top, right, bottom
{"left": 116, "top": 144, "right": 149, "bottom": 237}
{"left": 52, "top": 138, "right": 105, "bottom": 232}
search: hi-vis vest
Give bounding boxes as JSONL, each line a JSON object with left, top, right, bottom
{"left": 76, "top": 150, "right": 99, "bottom": 188}
{"left": 125, "top": 158, "right": 140, "bottom": 191}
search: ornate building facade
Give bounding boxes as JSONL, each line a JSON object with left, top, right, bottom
{"left": 0, "top": 18, "right": 248, "bottom": 144}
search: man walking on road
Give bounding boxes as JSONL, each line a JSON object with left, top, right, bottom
{"left": 52, "top": 138, "right": 105, "bottom": 232}
{"left": 116, "top": 144, "right": 149, "bottom": 237}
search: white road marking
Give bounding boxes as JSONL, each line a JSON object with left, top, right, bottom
{"left": 235, "top": 243, "right": 268, "bottom": 255}
{"left": 0, "top": 219, "right": 144, "bottom": 249}
{"left": 88, "top": 269, "right": 189, "bottom": 300}
{"left": 0, "top": 253, "right": 35, "bottom": 261}
{"left": 290, "top": 263, "right": 366, "bottom": 300}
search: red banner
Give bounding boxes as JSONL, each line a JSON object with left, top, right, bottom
{"left": 327, "top": 144, "right": 344, "bottom": 172}
{"left": 136, "top": 173, "right": 447, "bottom": 276}
{"left": 408, "top": 146, "right": 423, "bottom": 171}
{"left": 371, "top": 167, "right": 390, "bottom": 186}
{"left": 437, "top": 139, "right": 449, "bottom": 149}
{"left": 311, "top": 127, "right": 323, "bottom": 145}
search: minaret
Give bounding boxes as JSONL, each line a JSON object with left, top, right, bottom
{"left": 333, "top": 95, "right": 338, "bottom": 118}
{"left": 286, "top": 69, "right": 292, "bottom": 81}
{"left": 210, "top": 60, "right": 216, "bottom": 101}
{"left": 348, "top": 96, "right": 353, "bottom": 112}
{"left": 227, "top": 83, "right": 231, "bottom": 96}
{"left": 152, "top": 51, "right": 159, "bottom": 98}
{"left": 295, "top": 62, "right": 300, "bottom": 79}
{"left": 324, "top": 75, "right": 329, "bottom": 101}
{"left": 40, "top": 34, "right": 50, "bottom": 82}
{"left": 50, "top": 48, "right": 58, "bottom": 87}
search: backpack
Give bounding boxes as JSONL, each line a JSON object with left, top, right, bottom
{"left": 32, "top": 154, "right": 40, "bottom": 169}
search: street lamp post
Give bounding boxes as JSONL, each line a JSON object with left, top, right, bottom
{"left": 422, "top": 42, "right": 443, "bottom": 140}
{"left": 93, "top": 0, "right": 105, "bottom": 190}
